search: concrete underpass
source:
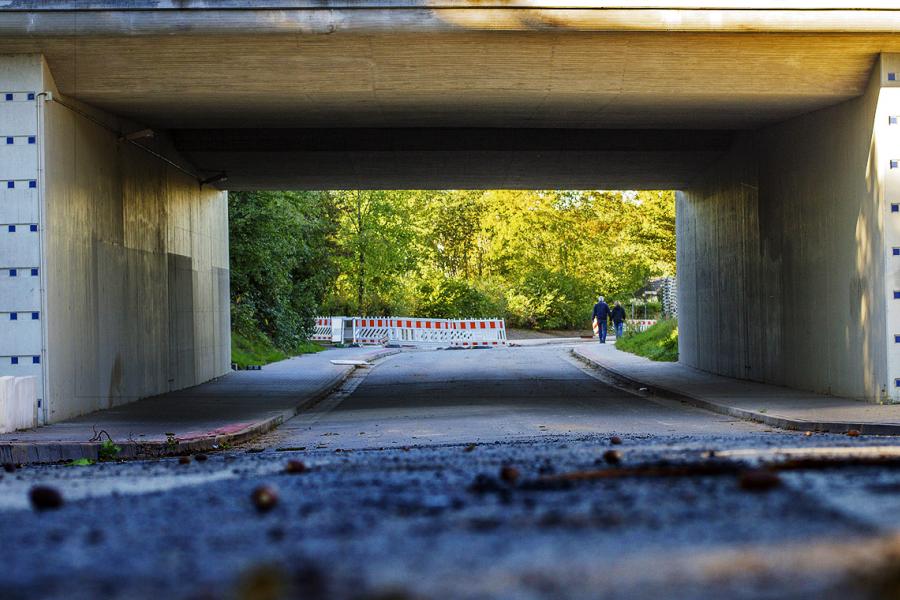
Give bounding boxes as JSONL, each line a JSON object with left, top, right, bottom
{"left": 1, "top": 2, "right": 899, "bottom": 419}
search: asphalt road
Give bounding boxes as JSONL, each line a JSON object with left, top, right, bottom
{"left": 2, "top": 346, "right": 900, "bottom": 600}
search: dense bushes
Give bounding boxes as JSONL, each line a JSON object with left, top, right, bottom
{"left": 615, "top": 319, "right": 679, "bottom": 362}
{"left": 229, "top": 191, "right": 337, "bottom": 360}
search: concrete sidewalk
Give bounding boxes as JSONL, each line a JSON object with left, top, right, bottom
{"left": 0, "top": 346, "right": 397, "bottom": 464}
{"left": 574, "top": 343, "right": 900, "bottom": 435}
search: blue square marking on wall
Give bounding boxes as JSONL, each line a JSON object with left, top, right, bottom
{"left": 28, "top": 180, "right": 36, "bottom": 189}
{"left": 7, "top": 225, "right": 14, "bottom": 233}
{"left": 10, "top": 357, "right": 17, "bottom": 365}
{"left": 9, "top": 269, "right": 16, "bottom": 277}
{"left": 9, "top": 313, "right": 16, "bottom": 321}
{"left": 896, "top": 378, "right": 900, "bottom": 388}
{"left": 893, "top": 291, "right": 899, "bottom": 299}
{"left": 27, "top": 93, "right": 34, "bottom": 101}
{"left": 891, "top": 160, "right": 898, "bottom": 169}
{"left": 5, "top": 137, "right": 12, "bottom": 145}
{"left": 27, "top": 136, "right": 35, "bottom": 144}
{"left": 892, "top": 116, "right": 899, "bottom": 125}
{"left": 4, "top": 93, "right": 11, "bottom": 101}
{"left": 29, "top": 224, "right": 37, "bottom": 232}
{"left": 31, "top": 312, "right": 38, "bottom": 320}
{"left": 894, "top": 248, "right": 900, "bottom": 256}
{"left": 894, "top": 334, "right": 900, "bottom": 343}
{"left": 32, "top": 356, "right": 40, "bottom": 364}
{"left": 891, "top": 73, "right": 897, "bottom": 81}
{"left": 30, "top": 268, "right": 38, "bottom": 276}
{"left": 6, "top": 181, "right": 13, "bottom": 189}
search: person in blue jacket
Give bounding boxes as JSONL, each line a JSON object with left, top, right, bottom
{"left": 592, "top": 296, "right": 611, "bottom": 344}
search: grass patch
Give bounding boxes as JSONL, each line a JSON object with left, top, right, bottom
{"left": 231, "top": 330, "right": 324, "bottom": 369}
{"left": 615, "top": 318, "right": 678, "bottom": 362}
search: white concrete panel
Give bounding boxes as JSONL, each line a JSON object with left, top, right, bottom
{"left": 0, "top": 142, "right": 38, "bottom": 181}
{"left": 0, "top": 99, "right": 37, "bottom": 136}
{"left": 0, "top": 188, "right": 39, "bottom": 224}
{"left": 0, "top": 312, "right": 41, "bottom": 355}
{"left": 0, "top": 228, "right": 39, "bottom": 266}
{"left": 0, "top": 268, "right": 40, "bottom": 308}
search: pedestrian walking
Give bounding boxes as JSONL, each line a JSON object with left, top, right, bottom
{"left": 611, "top": 301, "right": 626, "bottom": 339}
{"left": 592, "top": 296, "right": 611, "bottom": 344}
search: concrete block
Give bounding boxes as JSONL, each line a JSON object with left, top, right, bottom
{"left": 0, "top": 375, "right": 37, "bottom": 433}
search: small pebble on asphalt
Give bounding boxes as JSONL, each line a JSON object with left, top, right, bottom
{"left": 178, "top": 456, "right": 191, "bottom": 465}
{"left": 194, "top": 453, "right": 208, "bottom": 462}
{"left": 500, "top": 466, "right": 520, "bottom": 484}
{"left": 847, "top": 430, "right": 861, "bottom": 437}
{"left": 251, "top": 485, "right": 279, "bottom": 513}
{"left": 603, "top": 450, "right": 622, "bottom": 465}
{"left": 285, "top": 460, "right": 307, "bottom": 474}
{"left": 29, "top": 486, "right": 63, "bottom": 511}
{"left": 610, "top": 436, "right": 622, "bottom": 445}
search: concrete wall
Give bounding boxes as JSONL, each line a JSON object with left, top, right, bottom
{"left": 678, "top": 56, "right": 895, "bottom": 402}
{"left": 0, "top": 54, "right": 230, "bottom": 423}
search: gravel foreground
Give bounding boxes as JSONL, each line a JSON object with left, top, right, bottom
{"left": 2, "top": 432, "right": 900, "bottom": 600}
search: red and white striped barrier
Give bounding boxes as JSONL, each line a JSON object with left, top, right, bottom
{"left": 389, "top": 317, "right": 455, "bottom": 347}
{"left": 449, "top": 319, "right": 507, "bottom": 348}
{"left": 627, "top": 319, "right": 658, "bottom": 332}
{"left": 311, "top": 317, "right": 332, "bottom": 342}
{"left": 352, "top": 317, "right": 393, "bottom": 345}
{"left": 312, "top": 316, "right": 507, "bottom": 348}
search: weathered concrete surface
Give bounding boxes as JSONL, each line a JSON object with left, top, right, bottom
{"left": 3, "top": 346, "right": 900, "bottom": 599}
{"left": 677, "top": 55, "right": 900, "bottom": 402}
{"left": 0, "top": 54, "right": 233, "bottom": 423}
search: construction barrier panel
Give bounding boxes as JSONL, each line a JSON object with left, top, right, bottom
{"left": 627, "top": 319, "right": 658, "bottom": 332}
{"left": 449, "top": 318, "right": 507, "bottom": 348}
{"left": 313, "top": 316, "right": 508, "bottom": 348}
{"left": 311, "top": 317, "right": 332, "bottom": 342}
{"left": 352, "top": 317, "right": 393, "bottom": 345}
{"left": 389, "top": 317, "right": 455, "bottom": 347}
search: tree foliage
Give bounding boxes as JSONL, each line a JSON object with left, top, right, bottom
{"left": 230, "top": 189, "right": 676, "bottom": 345}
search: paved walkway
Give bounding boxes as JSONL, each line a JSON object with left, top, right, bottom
{"left": 575, "top": 343, "right": 900, "bottom": 435}
{"left": 0, "top": 347, "right": 395, "bottom": 463}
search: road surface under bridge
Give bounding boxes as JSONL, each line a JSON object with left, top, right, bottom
{"left": 2, "top": 345, "right": 900, "bottom": 599}
{"left": 0, "top": 2, "right": 899, "bottom": 422}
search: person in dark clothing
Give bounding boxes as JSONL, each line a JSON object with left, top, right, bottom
{"left": 611, "top": 301, "right": 627, "bottom": 339}
{"left": 592, "top": 296, "right": 611, "bottom": 343}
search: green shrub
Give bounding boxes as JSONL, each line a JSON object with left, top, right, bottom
{"left": 417, "top": 278, "right": 501, "bottom": 319}
{"left": 231, "top": 330, "right": 323, "bottom": 369}
{"left": 615, "top": 318, "right": 678, "bottom": 362}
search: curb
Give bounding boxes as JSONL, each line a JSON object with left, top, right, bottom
{"left": 571, "top": 346, "right": 900, "bottom": 436}
{"left": 0, "top": 348, "right": 400, "bottom": 465}
{"left": 508, "top": 338, "right": 594, "bottom": 347}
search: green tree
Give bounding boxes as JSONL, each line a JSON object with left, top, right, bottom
{"left": 229, "top": 190, "right": 337, "bottom": 350}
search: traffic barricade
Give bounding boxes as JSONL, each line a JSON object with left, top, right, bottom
{"left": 389, "top": 317, "right": 455, "bottom": 347}
{"left": 311, "top": 317, "right": 332, "bottom": 342}
{"left": 352, "top": 317, "right": 392, "bottom": 345}
{"left": 449, "top": 318, "right": 508, "bottom": 347}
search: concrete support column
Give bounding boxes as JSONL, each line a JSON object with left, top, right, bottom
{"left": 0, "top": 55, "right": 46, "bottom": 422}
